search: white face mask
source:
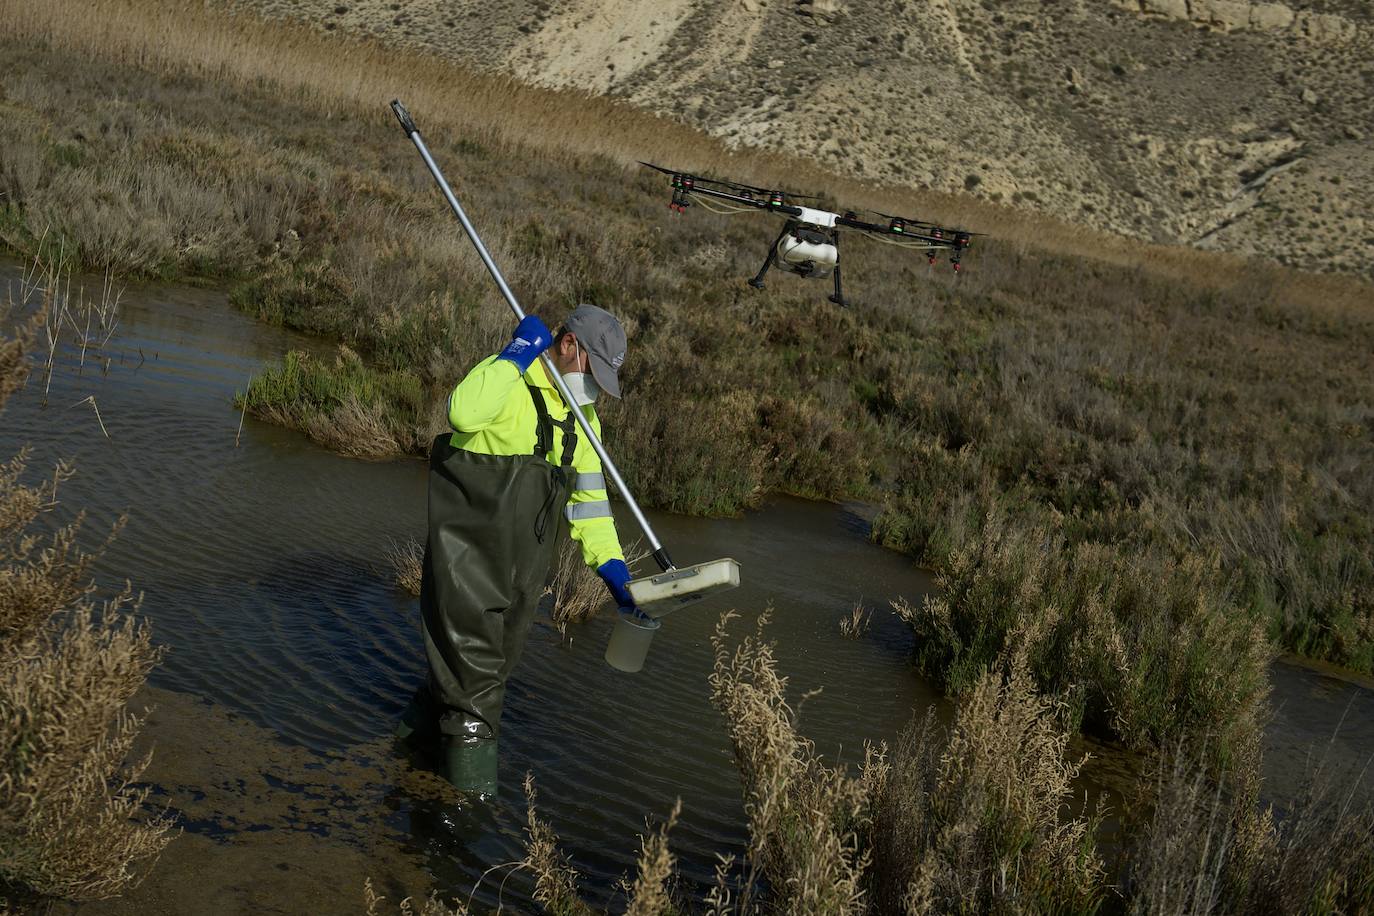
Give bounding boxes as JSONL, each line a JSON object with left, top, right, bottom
{"left": 561, "top": 339, "right": 601, "bottom": 406}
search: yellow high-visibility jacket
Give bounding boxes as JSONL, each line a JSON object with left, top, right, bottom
{"left": 447, "top": 355, "right": 625, "bottom": 570}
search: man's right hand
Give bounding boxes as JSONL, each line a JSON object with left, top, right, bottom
{"left": 495, "top": 315, "right": 553, "bottom": 373}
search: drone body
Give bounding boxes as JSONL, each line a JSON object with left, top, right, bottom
{"left": 643, "top": 162, "right": 979, "bottom": 306}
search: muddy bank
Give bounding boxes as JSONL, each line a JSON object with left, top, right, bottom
{"left": 49, "top": 687, "right": 449, "bottom": 916}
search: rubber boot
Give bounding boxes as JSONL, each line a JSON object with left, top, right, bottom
{"left": 440, "top": 735, "right": 498, "bottom": 796}
{"left": 395, "top": 686, "right": 437, "bottom": 744}
{"left": 438, "top": 711, "right": 498, "bottom": 795}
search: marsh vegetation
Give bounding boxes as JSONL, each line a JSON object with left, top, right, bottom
{"left": 5, "top": 0, "right": 1367, "bottom": 763}
{"left": 1, "top": 1, "right": 1373, "bottom": 910}
{"left": 461, "top": 613, "right": 1374, "bottom": 914}
{"left": 0, "top": 265, "right": 173, "bottom": 903}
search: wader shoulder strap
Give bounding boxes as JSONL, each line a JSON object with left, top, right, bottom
{"left": 526, "top": 383, "right": 578, "bottom": 544}
{"left": 524, "top": 383, "right": 577, "bottom": 469}
{"left": 525, "top": 384, "right": 554, "bottom": 458}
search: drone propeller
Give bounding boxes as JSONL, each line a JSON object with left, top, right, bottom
{"left": 866, "top": 208, "right": 938, "bottom": 228}
{"left": 859, "top": 207, "right": 985, "bottom": 240}
{"left": 638, "top": 162, "right": 820, "bottom": 204}
{"left": 714, "top": 178, "right": 823, "bottom": 203}
{"left": 638, "top": 160, "right": 680, "bottom": 176}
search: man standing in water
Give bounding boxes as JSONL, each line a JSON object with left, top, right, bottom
{"left": 399, "top": 305, "right": 638, "bottom": 793}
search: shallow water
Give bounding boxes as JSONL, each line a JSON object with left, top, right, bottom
{"left": 4, "top": 260, "right": 1371, "bottom": 911}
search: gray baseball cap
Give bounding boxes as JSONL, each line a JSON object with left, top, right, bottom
{"left": 564, "top": 304, "right": 627, "bottom": 399}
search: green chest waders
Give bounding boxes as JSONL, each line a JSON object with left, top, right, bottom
{"left": 414, "top": 384, "right": 575, "bottom": 793}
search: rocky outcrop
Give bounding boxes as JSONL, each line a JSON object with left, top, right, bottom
{"left": 1117, "top": 0, "right": 1360, "bottom": 41}
{"left": 1248, "top": 3, "right": 1293, "bottom": 30}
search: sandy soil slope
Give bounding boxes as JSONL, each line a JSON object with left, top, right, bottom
{"left": 237, "top": 0, "right": 1374, "bottom": 277}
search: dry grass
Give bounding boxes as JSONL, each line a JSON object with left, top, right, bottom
{"left": 1125, "top": 735, "right": 1374, "bottom": 915}
{"left": 384, "top": 537, "right": 424, "bottom": 598}
{"left": 874, "top": 651, "right": 1106, "bottom": 914}
{"left": 0, "top": 265, "right": 175, "bottom": 901}
{"left": 521, "top": 771, "right": 694, "bottom": 916}
{"left": 4, "top": 0, "right": 1374, "bottom": 757}
{"left": 388, "top": 609, "right": 1370, "bottom": 913}
{"left": 838, "top": 602, "right": 872, "bottom": 640}
{"left": 362, "top": 877, "right": 468, "bottom": 916}
{"left": 622, "top": 799, "right": 683, "bottom": 916}
{"left": 709, "top": 610, "right": 1105, "bottom": 915}
{"left": 521, "top": 773, "right": 595, "bottom": 916}
{"left": 709, "top": 609, "right": 872, "bottom": 915}
{"left": 543, "top": 537, "right": 610, "bottom": 636}
{"left": 545, "top": 537, "right": 649, "bottom": 636}
{"left": 0, "top": 597, "right": 173, "bottom": 900}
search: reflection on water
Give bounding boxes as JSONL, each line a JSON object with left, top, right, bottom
{"left": 4, "top": 260, "right": 1370, "bottom": 910}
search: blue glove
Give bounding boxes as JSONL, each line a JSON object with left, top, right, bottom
{"left": 597, "top": 559, "right": 636, "bottom": 610}
{"left": 495, "top": 315, "right": 552, "bottom": 373}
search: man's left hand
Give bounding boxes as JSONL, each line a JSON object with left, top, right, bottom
{"left": 597, "top": 559, "right": 635, "bottom": 610}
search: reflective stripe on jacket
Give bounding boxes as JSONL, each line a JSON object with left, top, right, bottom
{"left": 447, "top": 355, "right": 624, "bottom": 570}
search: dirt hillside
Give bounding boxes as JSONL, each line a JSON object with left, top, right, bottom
{"left": 237, "top": 0, "right": 1374, "bottom": 277}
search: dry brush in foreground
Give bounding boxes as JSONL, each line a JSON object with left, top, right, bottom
{"left": 374, "top": 610, "right": 1374, "bottom": 914}
{"left": 0, "top": 270, "right": 175, "bottom": 902}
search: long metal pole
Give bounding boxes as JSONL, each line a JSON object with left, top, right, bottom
{"left": 390, "top": 100, "right": 674, "bottom": 572}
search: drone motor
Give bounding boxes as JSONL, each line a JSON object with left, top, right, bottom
{"left": 775, "top": 227, "right": 838, "bottom": 278}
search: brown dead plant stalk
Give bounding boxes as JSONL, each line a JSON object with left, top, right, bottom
{"left": 709, "top": 609, "right": 872, "bottom": 915}
{"left": 839, "top": 601, "right": 872, "bottom": 639}
{"left": 872, "top": 643, "right": 1107, "bottom": 915}
{"left": 711, "top": 610, "right": 1105, "bottom": 914}
{"left": 623, "top": 798, "right": 683, "bottom": 916}
{"left": 385, "top": 537, "right": 424, "bottom": 598}
{"left": 545, "top": 537, "right": 649, "bottom": 636}
{"left": 521, "top": 773, "right": 593, "bottom": 916}
{"left": 362, "top": 877, "right": 469, "bottom": 916}
{"left": 0, "top": 595, "right": 173, "bottom": 899}
{"left": 1126, "top": 731, "right": 1374, "bottom": 915}
{"left": 521, "top": 771, "right": 690, "bottom": 916}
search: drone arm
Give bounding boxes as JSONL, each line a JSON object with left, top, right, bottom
{"left": 835, "top": 214, "right": 886, "bottom": 233}
{"left": 688, "top": 184, "right": 804, "bottom": 217}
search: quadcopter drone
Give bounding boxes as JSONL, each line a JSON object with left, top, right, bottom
{"left": 640, "top": 162, "right": 982, "bottom": 307}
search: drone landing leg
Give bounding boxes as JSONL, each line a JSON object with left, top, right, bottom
{"left": 827, "top": 231, "right": 847, "bottom": 307}
{"left": 748, "top": 224, "right": 792, "bottom": 290}
{"left": 747, "top": 254, "right": 771, "bottom": 290}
